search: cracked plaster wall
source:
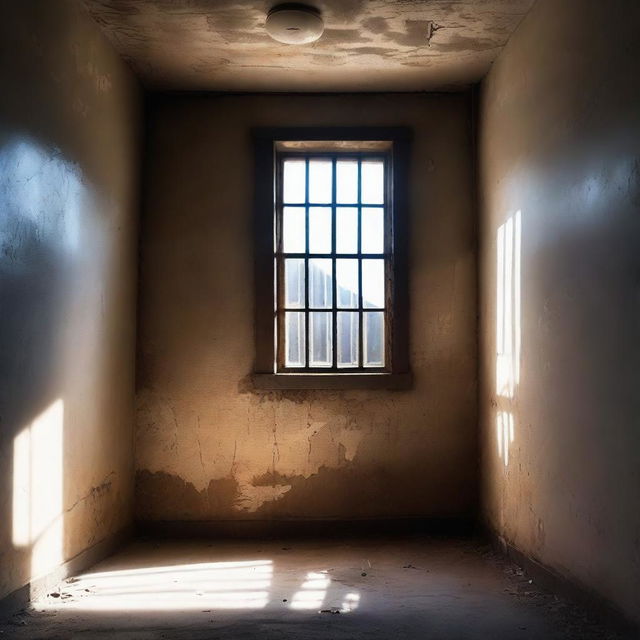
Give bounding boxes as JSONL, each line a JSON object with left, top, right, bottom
{"left": 479, "top": 0, "right": 640, "bottom": 625}
{"left": 137, "top": 93, "right": 477, "bottom": 523}
{"left": 0, "top": 0, "right": 140, "bottom": 600}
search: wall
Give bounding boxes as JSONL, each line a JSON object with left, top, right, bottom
{"left": 138, "top": 94, "right": 477, "bottom": 523}
{"left": 479, "top": 0, "right": 640, "bottom": 624}
{"left": 0, "top": 1, "right": 140, "bottom": 600}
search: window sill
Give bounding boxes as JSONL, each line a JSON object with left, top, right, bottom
{"left": 251, "top": 372, "right": 412, "bottom": 391}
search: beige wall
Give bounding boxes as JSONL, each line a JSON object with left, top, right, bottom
{"left": 0, "top": 1, "right": 140, "bottom": 599}
{"left": 479, "top": 0, "right": 640, "bottom": 624}
{"left": 137, "top": 94, "right": 477, "bottom": 522}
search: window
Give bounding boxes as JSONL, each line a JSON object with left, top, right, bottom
{"left": 279, "top": 153, "right": 388, "bottom": 371}
{"left": 253, "top": 128, "right": 411, "bottom": 390}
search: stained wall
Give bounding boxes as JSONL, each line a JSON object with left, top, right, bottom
{"left": 0, "top": 0, "right": 140, "bottom": 599}
{"left": 479, "top": 0, "right": 640, "bottom": 624}
{"left": 137, "top": 93, "right": 477, "bottom": 523}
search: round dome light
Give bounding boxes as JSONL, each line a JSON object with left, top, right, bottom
{"left": 266, "top": 4, "right": 324, "bottom": 45}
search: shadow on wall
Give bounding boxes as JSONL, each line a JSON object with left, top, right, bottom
{"left": 495, "top": 210, "right": 521, "bottom": 467}
{"left": 0, "top": 0, "right": 140, "bottom": 601}
{"left": 0, "top": 130, "right": 117, "bottom": 597}
{"left": 0, "top": 134, "right": 80, "bottom": 595}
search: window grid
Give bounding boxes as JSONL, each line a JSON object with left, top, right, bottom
{"left": 275, "top": 152, "right": 390, "bottom": 373}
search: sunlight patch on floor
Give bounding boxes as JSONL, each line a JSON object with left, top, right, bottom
{"left": 37, "top": 560, "right": 273, "bottom": 611}
{"left": 34, "top": 559, "right": 362, "bottom": 614}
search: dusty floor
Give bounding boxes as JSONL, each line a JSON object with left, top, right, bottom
{"left": 0, "top": 536, "right": 631, "bottom": 639}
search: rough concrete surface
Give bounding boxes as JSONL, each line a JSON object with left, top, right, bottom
{"left": 0, "top": 537, "right": 631, "bottom": 639}
{"left": 479, "top": 0, "right": 640, "bottom": 627}
{"left": 136, "top": 93, "right": 477, "bottom": 524}
{"left": 0, "top": 0, "right": 140, "bottom": 601}
{"left": 82, "top": 0, "right": 535, "bottom": 91}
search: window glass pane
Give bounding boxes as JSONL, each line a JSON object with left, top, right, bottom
{"left": 336, "top": 259, "right": 358, "bottom": 308}
{"left": 282, "top": 206, "right": 305, "bottom": 253}
{"left": 363, "top": 311, "right": 384, "bottom": 367}
{"left": 309, "top": 159, "right": 332, "bottom": 204}
{"left": 310, "top": 312, "right": 332, "bottom": 367}
{"left": 279, "top": 154, "right": 392, "bottom": 373}
{"left": 361, "top": 160, "right": 384, "bottom": 204}
{"left": 309, "top": 258, "right": 332, "bottom": 308}
{"left": 361, "top": 207, "right": 384, "bottom": 254}
{"left": 337, "top": 312, "right": 359, "bottom": 368}
{"left": 309, "top": 207, "right": 331, "bottom": 253}
{"left": 285, "top": 311, "right": 305, "bottom": 367}
{"left": 362, "top": 259, "right": 385, "bottom": 308}
{"left": 284, "top": 259, "right": 305, "bottom": 308}
{"left": 283, "top": 160, "right": 306, "bottom": 204}
{"left": 336, "top": 160, "right": 358, "bottom": 204}
{"left": 336, "top": 207, "right": 358, "bottom": 254}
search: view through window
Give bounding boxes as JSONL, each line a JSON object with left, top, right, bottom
{"left": 276, "top": 153, "right": 390, "bottom": 371}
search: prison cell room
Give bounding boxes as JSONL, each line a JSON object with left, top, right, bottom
{"left": 1, "top": 1, "right": 639, "bottom": 639}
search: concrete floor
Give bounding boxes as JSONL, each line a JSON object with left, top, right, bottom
{"left": 0, "top": 536, "right": 630, "bottom": 639}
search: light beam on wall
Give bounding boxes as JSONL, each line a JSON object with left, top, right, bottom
{"left": 496, "top": 211, "right": 521, "bottom": 466}
{"left": 12, "top": 399, "right": 64, "bottom": 578}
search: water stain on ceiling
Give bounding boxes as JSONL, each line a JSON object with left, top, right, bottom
{"left": 82, "top": 0, "right": 536, "bottom": 91}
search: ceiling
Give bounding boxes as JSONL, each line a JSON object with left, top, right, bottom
{"left": 82, "top": 0, "right": 536, "bottom": 92}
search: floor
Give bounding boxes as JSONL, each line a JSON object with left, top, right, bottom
{"left": 1, "top": 536, "right": 630, "bottom": 639}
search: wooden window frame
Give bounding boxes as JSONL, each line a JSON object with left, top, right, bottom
{"left": 252, "top": 127, "right": 412, "bottom": 390}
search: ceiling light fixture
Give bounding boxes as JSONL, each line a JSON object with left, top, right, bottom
{"left": 265, "top": 4, "right": 324, "bottom": 45}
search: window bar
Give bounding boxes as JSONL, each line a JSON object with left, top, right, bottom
{"left": 275, "top": 158, "right": 283, "bottom": 371}
{"left": 331, "top": 156, "right": 337, "bottom": 369}
{"left": 304, "top": 157, "right": 310, "bottom": 368}
{"left": 304, "top": 203, "right": 385, "bottom": 208}
{"left": 283, "top": 306, "right": 381, "bottom": 312}
{"left": 384, "top": 154, "right": 390, "bottom": 369}
{"left": 275, "top": 252, "right": 383, "bottom": 260}
{"left": 357, "top": 158, "right": 364, "bottom": 368}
